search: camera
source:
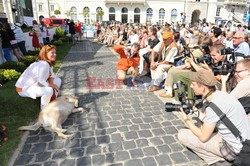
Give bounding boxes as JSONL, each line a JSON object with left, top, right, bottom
{"left": 220, "top": 47, "right": 233, "bottom": 55}
{"left": 213, "top": 62, "right": 235, "bottom": 75}
{"left": 165, "top": 81, "right": 192, "bottom": 114}
{"left": 196, "top": 54, "right": 212, "bottom": 65}
{"left": 201, "top": 45, "right": 210, "bottom": 54}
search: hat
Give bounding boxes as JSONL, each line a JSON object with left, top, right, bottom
{"left": 162, "top": 31, "right": 173, "bottom": 40}
{"left": 189, "top": 70, "right": 217, "bottom": 86}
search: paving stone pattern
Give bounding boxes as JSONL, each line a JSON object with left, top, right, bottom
{"left": 13, "top": 40, "right": 205, "bottom": 166}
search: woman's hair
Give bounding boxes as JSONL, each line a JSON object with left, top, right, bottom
{"left": 37, "top": 45, "right": 57, "bottom": 66}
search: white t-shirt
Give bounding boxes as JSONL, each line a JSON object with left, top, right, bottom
{"left": 204, "top": 91, "right": 250, "bottom": 153}
{"left": 231, "top": 77, "right": 250, "bottom": 99}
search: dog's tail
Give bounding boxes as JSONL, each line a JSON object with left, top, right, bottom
{"left": 18, "top": 122, "right": 41, "bottom": 131}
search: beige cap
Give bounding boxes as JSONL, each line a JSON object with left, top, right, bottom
{"left": 189, "top": 69, "right": 217, "bottom": 86}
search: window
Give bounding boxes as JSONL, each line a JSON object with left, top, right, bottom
{"left": 71, "top": 6, "right": 77, "bottom": 21}
{"left": 83, "top": 7, "right": 90, "bottom": 24}
{"left": 159, "top": 8, "right": 165, "bottom": 25}
{"left": 196, "top": 0, "right": 200, "bottom": 1}
{"left": 121, "top": 7, "right": 128, "bottom": 23}
{"left": 134, "top": 8, "right": 140, "bottom": 23}
{"left": 146, "top": 8, "right": 153, "bottom": 23}
{"left": 231, "top": 8, "right": 235, "bottom": 14}
{"left": 216, "top": 7, "right": 221, "bottom": 16}
{"left": 38, "top": 4, "right": 43, "bottom": 12}
{"left": 96, "top": 7, "right": 103, "bottom": 22}
{"left": 50, "top": 5, "right": 54, "bottom": 12}
{"left": 244, "top": 10, "right": 248, "bottom": 18}
{"left": 171, "top": 9, "right": 177, "bottom": 22}
{"left": 109, "top": 7, "right": 115, "bottom": 21}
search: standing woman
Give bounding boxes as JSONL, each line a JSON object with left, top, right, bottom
{"left": 0, "top": 22, "right": 12, "bottom": 61}
{"left": 15, "top": 45, "right": 61, "bottom": 109}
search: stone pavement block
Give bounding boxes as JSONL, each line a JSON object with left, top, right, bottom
{"left": 92, "top": 154, "right": 105, "bottom": 165}
{"left": 124, "top": 131, "right": 139, "bottom": 140}
{"left": 106, "top": 153, "right": 115, "bottom": 163}
{"left": 65, "top": 139, "right": 80, "bottom": 148}
{"left": 97, "top": 135, "right": 110, "bottom": 144}
{"left": 106, "top": 128, "right": 117, "bottom": 134}
{"left": 155, "top": 154, "right": 172, "bottom": 166}
{"left": 124, "top": 159, "right": 143, "bottom": 166}
{"left": 170, "top": 152, "right": 189, "bottom": 164}
{"left": 142, "top": 157, "right": 157, "bottom": 166}
{"left": 52, "top": 150, "right": 67, "bottom": 159}
{"left": 35, "top": 152, "right": 51, "bottom": 162}
{"left": 48, "top": 141, "right": 64, "bottom": 150}
{"left": 183, "top": 150, "right": 201, "bottom": 161}
{"left": 39, "top": 135, "right": 53, "bottom": 142}
{"left": 25, "top": 136, "right": 39, "bottom": 144}
{"left": 77, "top": 157, "right": 91, "bottom": 166}
{"left": 137, "top": 130, "right": 153, "bottom": 138}
{"left": 111, "top": 133, "right": 124, "bottom": 143}
{"left": 81, "top": 137, "right": 96, "bottom": 147}
{"left": 95, "top": 129, "right": 106, "bottom": 136}
{"left": 60, "top": 159, "right": 75, "bottom": 166}
{"left": 130, "top": 148, "right": 144, "bottom": 158}
{"left": 164, "top": 126, "right": 179, "bottom": 135}
{"left": 20, "top": 144, "right": 32, "bottom": 154}
{"left": 44, "top": 161, "right": 58, "bottom": 166}
{"left": 70, "top": 148, "right": 85, "bottom": 158}
{"left": 162, "top": 135, "right": 176, "bottom": 144}
{"left": 86, "top": 145, "right": 102, "bottom": 155}
{"left": 170, "top": 143, "right": 184, "bottom": 151}
{"left": 30, "top": 143, "right": 46, "bottom": 153}
{"left": 149, "top": 137, "right": 164, "bottom": 146}
{"left": 109, "top": 142, "right": 123, "bottom": 152}
{"left": 123, "top": 140, "right": 136, "bottom": 150}
{"left": 143, "top": 147, "right": 159, "bottom": 156}
{"left": 151, "top": 128, "right": 166, "bottom": 136}
{"left": 139, "top": 123, "right": 151, "bottom": 129}
{"left": 136, "top": 139, "right": 149, "bottom": 147}
{"left": 118, "top": 126, "right": 129, "bottom": 132}
{"left": 14, "top": 154, "right": 34, "bottom": 165}
{"left": 115, "top": 151, "right": 130, "bottom": 161}
{"left": 129, "top": 125, "right": 139, "bottom": 131}
{"left": 157, "top": 144, "right": 172, "bottom": 153}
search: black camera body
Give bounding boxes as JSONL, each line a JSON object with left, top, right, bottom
{"left": 213, "top": 62, "right": 235, "bottom": 75}
{"left": 196, "top": 54, "right": 212, "bottom": 65}
{"left": 165, "top": 81, "right": 192, "bottom": 114}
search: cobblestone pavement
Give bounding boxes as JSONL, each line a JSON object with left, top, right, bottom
{"left": 12, "top": 40, "right": 206, "bottom": 166}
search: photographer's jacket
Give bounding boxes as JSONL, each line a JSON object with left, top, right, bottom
{"left": 114, "top": 45, "right": 140, "bottom": 71}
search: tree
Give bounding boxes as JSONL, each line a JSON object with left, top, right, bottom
{"left": 54, "top": 9, "right": 61, "bottom": 15}
{"left": 97, "top": 10, "right": 104, "bottom": 17}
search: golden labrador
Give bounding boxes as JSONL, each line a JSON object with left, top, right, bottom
{"left": 18, "top": 95, "right": 84, "bottom": 139}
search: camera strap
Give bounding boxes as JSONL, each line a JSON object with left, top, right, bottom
{"left": 207, "top": 102, "right": 243, "bottom": 141}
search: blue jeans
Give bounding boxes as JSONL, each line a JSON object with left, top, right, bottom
{"left": 3, "top": 48, "right": 12, "bottom": 61}
{"left": 17, "top": 41, "right": 27, "bottom": 56}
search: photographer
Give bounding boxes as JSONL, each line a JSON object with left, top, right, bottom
{"left": 231, "top": 32, "right": 250, "bottom": 59}
{"left": 178, "top": 69, "right": 250, "bottom": 165}
{"left": 221, "top": 58, "right": 250, "bottom": 123}
{"left": 115, "top": 43, "right": 140, "bottom": 87}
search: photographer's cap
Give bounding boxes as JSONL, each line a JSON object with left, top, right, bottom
{"left": 189, "top": 69, "right": 217, "bottom": 86}
{"left": 162, "top": 31, "right": 173, "bottom": 40}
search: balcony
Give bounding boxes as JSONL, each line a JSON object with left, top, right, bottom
{"left": 224, "top": 0, "right": 247, "bottom": 6}
{"left": 105, "top": 0, "right": 146, "bottom": 5}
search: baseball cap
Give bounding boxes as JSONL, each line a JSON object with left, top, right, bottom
{"left": 189, "top": 69, "right": 217, "bottom": 86}
{"left": 162, "top": 31, "right": 173, "bottom": 40}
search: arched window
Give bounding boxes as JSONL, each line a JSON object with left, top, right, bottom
{"left": 159, "top": 8, "right": 165, "bottom": 25}
{"left": 71, "top": 6, "right": 77, "bottom": 21}
{"left": 121, "top": 7, "right": 128, "bottom": 23}
{"left": 134, "top": 8, "right": 140, "bottom": 23}
{"left": 171, "top": 9, "right": 177, "bottom": 22}
{"left": 146, "top": 8, "right": 153, "bottom": 23}
{"left": 109, "top": 7, "right": 116, "bottom": 21}
{"left": 96, "top": 7, "right": 103, "bottom": 22}
{"left": 83, "top": 7, "right": 90, "bottom": 24}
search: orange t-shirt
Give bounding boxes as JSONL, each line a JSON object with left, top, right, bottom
{"left": 114, "top": 45, "right": 140, "bottom": 71}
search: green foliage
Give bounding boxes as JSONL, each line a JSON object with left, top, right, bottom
{"left": 83, "top": 8, "right": 89, "bottom": 16}
{"left": 54, "top": 9, "right": 61, "bottom": 15}
{"left": 55, "top": 27, "right": 65, "bottom": 38}
{"left": 97, "top": 10, "right": 104, "bottom": 17}
{"left": 0, "top": 69, "right": 21, "bottom": 84}
{"left": 0, "top": 61, "right": 26, "bottom": 73}
{"left": 27, "top": 50, "right": 39, "bottom": 56}
{"left": 21, "top": 55, "right": 37, "bottom": 66}
{"left": 65, "top": 10, "right": 73, "bottom": 17}
{"left": 52, "top": 39, "right": 63, "bottom": 46}
{"left": 59, "top": 37, "right": 66, "bottom": 42}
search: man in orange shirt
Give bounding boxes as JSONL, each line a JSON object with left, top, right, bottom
{"left": 114, "top": 43, "right": 140, "bottom": 86}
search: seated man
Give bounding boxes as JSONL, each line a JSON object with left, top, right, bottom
{"left": 178, "top": 70, "right": 250, "bottom": 165}
{"left": 114, "top": 43, "right": 140, "bottom": 86}
{"left": 148, "top": 31, "right": 178, "bottom": 92}
{"left": 221, "top": 58, "right": 250, "bottom": 123}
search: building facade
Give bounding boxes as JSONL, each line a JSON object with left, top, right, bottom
{"left": 2, "top": 0, "right": 250, "bottom": 25}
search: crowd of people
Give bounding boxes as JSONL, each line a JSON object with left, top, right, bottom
{"left": 94, "top": 21, "right": 250, "bottom": 165}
